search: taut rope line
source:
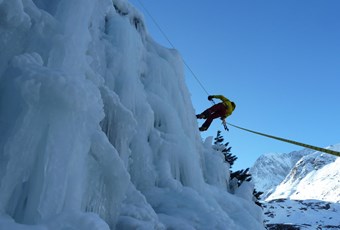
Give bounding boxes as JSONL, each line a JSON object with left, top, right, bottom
{"left": 228, "top": 123, "right": 340, "bottom": 157}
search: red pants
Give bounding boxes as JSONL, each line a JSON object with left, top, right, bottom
{"left": 201, "top": 103, "right": 227, "bottom": 129}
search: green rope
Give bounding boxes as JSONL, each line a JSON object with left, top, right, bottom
{"left": 135, "top": 0, "right": 211, "bottom": 96}
{"left": 134, "top": 0, "right": 339, "bottom": 158}
{"left": 228, "top": 123, "right": 340, "bottom": 157}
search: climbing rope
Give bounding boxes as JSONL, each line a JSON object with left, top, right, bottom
{"left": 133, "top": 0, "right": 339, "bottom": 158}
{"left": 134, "top": 0, "right": 210, "bottom": 96}
{"left": 228, "top": 123, "right": 340, "bottom": 157}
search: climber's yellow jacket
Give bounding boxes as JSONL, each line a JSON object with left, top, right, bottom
{"left": 210, "top": 95, "right": 236, "bottom": 117}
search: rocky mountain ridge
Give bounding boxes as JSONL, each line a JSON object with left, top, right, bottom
{"left": 251, "top": 144, "right": 340, "bottom": 229}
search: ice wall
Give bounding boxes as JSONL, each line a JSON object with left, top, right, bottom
{"left": 0, "top": 0, "right": 264, "bottom": 229}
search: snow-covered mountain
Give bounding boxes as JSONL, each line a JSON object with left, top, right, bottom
{"left": 250, "top": 149, "right": 312, "bottom": 198}
{"left": 0, "top": 0, "right": 264, "bottom": 229}
{"left": 251, "top": 144, "right": 340, "bottom": 202}
{"left": 252, "top": 144, "right": 340, "bottom": 228}
{"left": 266, "top": 145, "right": 340, "bottom": 202}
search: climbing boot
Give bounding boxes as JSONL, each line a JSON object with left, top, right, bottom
{"left": 196, "top": 114, "right": 206, "bottom": 119}
{"left": 199, "top": 126, "right": 208, "bottom": 132}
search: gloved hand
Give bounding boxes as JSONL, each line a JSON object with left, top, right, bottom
{"left": 221, "top": 119, "right": 229, "bottom": 131}
{"left": 208, "top": 95, "right": 214, "bottom": 101}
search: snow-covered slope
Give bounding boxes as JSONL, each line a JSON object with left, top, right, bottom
{"left": 252, "top": 144, "right": 340, "bottom": 229}
{"left": 264, "top": 199, "right": 340, "bottom": 229}
{"left": 250, "top": 149, "right": 312, "bottom": 198}
{"left": 0, "top": 0, "right": 264, "bottom": 229}
{"left": 251, "top": 145, "right": 340, "bottom": 202}
{"left": 267, "top": 145, "right": 340, "bottom": 202}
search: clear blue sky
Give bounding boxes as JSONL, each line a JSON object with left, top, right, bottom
{"left": 130, "top": 0, "right": 340, "bottom": 170}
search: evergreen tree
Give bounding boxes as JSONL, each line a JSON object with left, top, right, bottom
{"left": 213, "top": 130, "right": 263, "bottom": 208}
{"left": 213, "top": 131, "right": 237, "bottom": 168}
{"left": 230, "top": 168, "right": 252, "bottom": 186}
{"left": 214, "top": 130, "right": 224, "bottom": 145}
{"left": 253, "top": 190, "right": 264, "bottom": 207}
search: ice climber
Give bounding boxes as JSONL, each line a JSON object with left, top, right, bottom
{"left": 196, "top": 95, "right": 236, "bottom": 132}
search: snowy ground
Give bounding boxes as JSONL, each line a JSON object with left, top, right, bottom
{"left": 263, "top": 199, "right": 340, "bottom": 230}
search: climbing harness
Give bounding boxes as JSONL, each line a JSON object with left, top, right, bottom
{"left": 228, "top": 123, "right": 340, "bottom": 157}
